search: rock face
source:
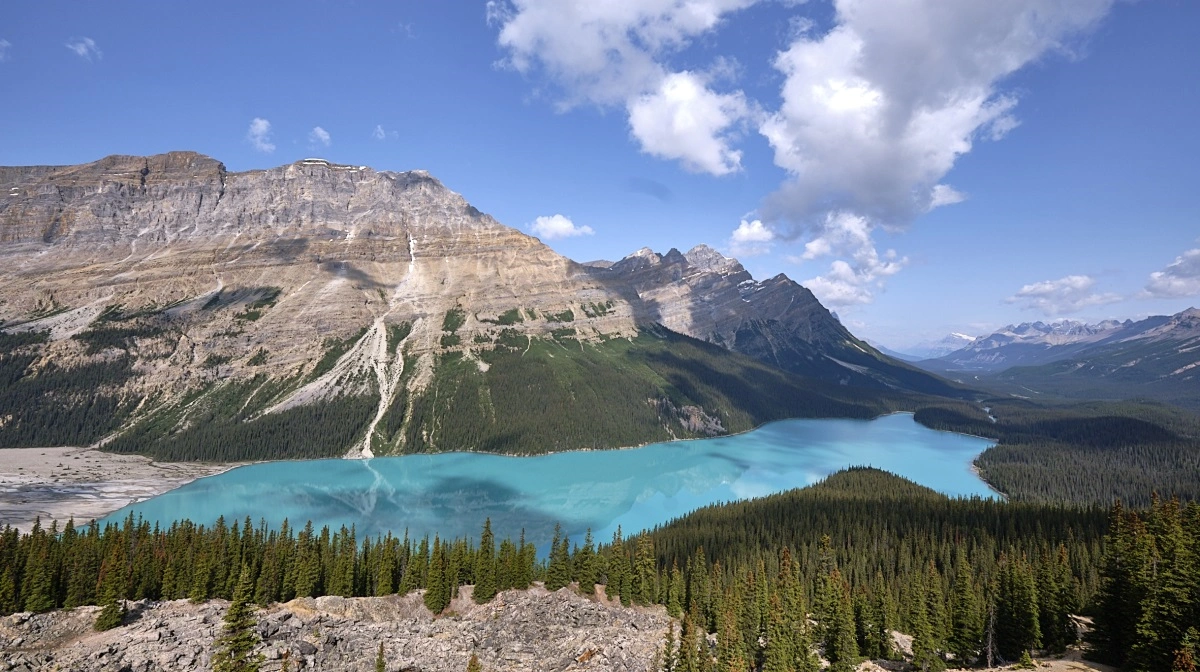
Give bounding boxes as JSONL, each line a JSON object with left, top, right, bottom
{"left": 597, "top": 245, "right": 962, "bottom": 396}
{"left": 0, "top": 586, "right": 671, "bottom": 672}
{"left": 0, "top": 152, "right": 955, "bottom": 458}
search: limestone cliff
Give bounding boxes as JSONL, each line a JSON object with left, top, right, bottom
{"left": 0, "top": 152, "right": 956, "bottom": 459}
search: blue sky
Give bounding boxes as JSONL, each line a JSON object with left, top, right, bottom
{"left": 1, "top": 1, "right": 1197, "bottom": 348}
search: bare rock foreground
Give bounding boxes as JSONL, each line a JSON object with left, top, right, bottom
{"left": 0, "top": 585, "right": 670, "bottom": 672}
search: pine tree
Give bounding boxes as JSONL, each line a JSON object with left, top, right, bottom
{"left": 995, "top": 553, "right": 1041, "bottom": 662}
{"left": 634, "top": 534, "right": 657, "bottom": 605}
{"left": 424, "top": 537, "right": 449, "bottom": 615}
{"left": 375, "top": 642, "right": 386, "bottom": 672}
{"left": 1089, "top": 502, "right": 1142, "bottom": 667}
{"left": 824, "top": 571, "right": 859, "bottom": 672}
{"left": 1174, "top": 627, "right": 1198, "bottom": 672}
{"left": 576, "top": 529, "right": 597, "bottom": 596}
{"left": 93, "top": 587, "right": 125, "bottom": 631}
{"left": 466, "top": 652, "right": 483, "bottom": 672}
{"left": 948, "top": 548, "right": 981, "bottom": 664}
{"left": 661, "top": 623, "right": 678, "bottom": 672}
{"left": 546, "top": 524, "right": 571, "bottom": 591}
{"left": 212, "top": 565, "right": 264, "bottom": 672}
{"left": 473, "top": 519, "right": 497, "bottom": 604}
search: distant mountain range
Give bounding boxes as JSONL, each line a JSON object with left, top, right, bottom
{"left": 881, "top": 332, "right": 978, "bottom": 361}
{"left": 0, "top": 152, "right": 962, "bottom": 461}
{"left": 913, "top": 310, "right": 1200, "bottom": 409}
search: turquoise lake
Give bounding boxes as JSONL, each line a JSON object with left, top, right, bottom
{"left": 100, "top": 413, "right": 996, "bottom": 551}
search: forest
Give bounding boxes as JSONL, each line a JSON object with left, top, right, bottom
{"left": 3, "top": 469, "right": 1194, "bottom": 670}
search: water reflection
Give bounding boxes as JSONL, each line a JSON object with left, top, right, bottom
{"left": 101, "top": 413, "right": 995, "bottom": 552}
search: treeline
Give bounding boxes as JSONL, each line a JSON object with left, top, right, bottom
{"left": 393, "top": 328, "right": 903, "bottom": 455}
{"left": 914, "top": 399, "right": 1200, "bottom": 505}
{"left": 0, "top": 344, "right": 135, "bottom": 447}
{"left": 1089, "top": 496, "right": 1200, "bottom": 672}
{"left": 105, "top": 379, "right": 377, "bottom": 462}
{"left": 632, "top": 468, "right": 1109, "bottom": 670}
{"left": 0, "top": 468, "right": 1134, "bottom": 671}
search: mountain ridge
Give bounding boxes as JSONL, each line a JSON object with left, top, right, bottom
{"left": 0, "top": 151, "right": 961, "bottom": 459}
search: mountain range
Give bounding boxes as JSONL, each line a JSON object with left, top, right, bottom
{"left": 0, "top": 152, "right": 960, "bottom": 460}
{"left": 915, "top": 312, "right": 1200, "bottom": 409}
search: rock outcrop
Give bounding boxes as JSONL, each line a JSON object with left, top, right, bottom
{"left": 0, "top": 586, "right": 670, "bottom": 672}
{"left": 0, "top": 152, "right": 957, "bottom": 458}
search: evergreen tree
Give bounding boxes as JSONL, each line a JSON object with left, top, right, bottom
{"left": 546, "top": 524, "right": 571, "bottom": 591}
{"left": 466, "top": 652, "right": 483, "bottom": 672}
{"left": 473, "top": 519, "right": 497, "bottom": 604}
{"left": 212, "top": 565, "right": 264, "bottom": 672}
{"left": 424, "top": 537, "right": 449, "bottom": 615}
{"left": 576, "top": 529, "right": 597, "bottom": 596}
{"left": 93, "top": 587, "right": 125, "bottom": 631}
{"left": 995, "top": 553, "right": 1041, "bottom": 662}
{"left": 661, "top": 623, "right": 678, "bottom": 672}
{"left": 824, "top": 571, "right": 859, "bottom": 672}
{"left": 375, "top": 642, "right": 386, "bottom": 672}
{"left": 634, "top": 534, "right": 657, "bottom": 606}
{"left": 948, "top": 548, "right": 981, "bottom": 664}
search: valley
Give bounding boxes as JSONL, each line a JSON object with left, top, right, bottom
{"left": 1, "top": 153, "right": 1197, "bottom": 672}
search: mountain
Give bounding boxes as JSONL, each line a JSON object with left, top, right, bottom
{"left": 0, "top": 152, "right": 958, "bottom": 460}
{"left": 916, "top": 318, "right": 1132, "bottom": 373}
{"left": 988, "top": 308, "right": 1200, "bottom": 409}
{"left": 593, "top": 245, "right": 964, "bottom": 397}
{"left": 867, "top": 340, "right": 920, "bottom": 362}
{"left": 900, "top": 332, "right": 978, "bottom": 360}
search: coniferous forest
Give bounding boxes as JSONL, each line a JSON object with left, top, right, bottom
{"left": 3, "top": 469, "right": 1195, "bottom": 670}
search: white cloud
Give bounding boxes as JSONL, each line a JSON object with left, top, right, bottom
{"left": 0, "top": 40, "right": 11, "bottom": 62}
{"left": 65, "top": 37, "right": 101, "bottom": 61}
{"left": 489, "top": 0, "right": 757, "bottom": 176}
{"left": 729, "top": 218, "right": 775, "bottom": 257}
{"left": 761, "top": 0, "right": 1114, "bottom": 303}
{"left": 792, "top": 212, "right": 907, "bottom": 307}
{"left": 309, "top": 126, "right": 332, "bottom": 148}
{"left": 627, "top": 71, "right": 749, "bottom": 175}
{"left": 530, "top": 214, "right": 595, "bottom": 240}
{"left": 1145, "top": 249, "right": 1200, "bottom": 298}
{"left": 372, "top": 124, "right": 399, "bottom": 141}
{"left": 1007, "top": 275, "right": 1122, "bottom": 316}
{"left": 246, "top": 118, "right": 275, "bottom": 153}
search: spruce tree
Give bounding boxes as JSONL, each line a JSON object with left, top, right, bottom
{"left": 575, "top": 529, "right": 597, "bottom": 596}
{"left": 995, "top": 553, "right": 1041, "bottom": 662}
{"left": 546, "top": 524, "right": 571, "bottom": 591}
{"left": 473, "top": 519, "right": 497, "bottom": 604}
{"left": 424, "top": 537, "right": 449, "bottom": 614}
{"left": 375, "top": 642, "right": 386, "bottom": 672}
{"left": 948, "top": 548, "right": 981, "bottom": 664}
{"left": 212, "top": 565, "right": 264, "bottom": 672}
{"left": 93, "top": 587, "right": 125, "bottom": 631}
{"left": 466, "top": 652, "right": 483, "bottom": 672}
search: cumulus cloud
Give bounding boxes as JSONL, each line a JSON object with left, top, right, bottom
{"left": 490, "top": 0, "right": 1117, "bottom": 305}
{"left": 760, "top": 0, "right": 1113, "bottom": 303}
{"left": 309, "top": 126, "right": 332, "bottom": 148}
{"left": 790, "top": 212, "right": 906, "bottom": 307}
{"left": 246, "top": 118, "right": 275, "bottom": 153}
{"left": 65, "top": 37, "right": 102, "bottom": 61}
{"left": 1007, "top": 275, "right": 1122, "bottom": 317}
{"left": 729, "top": 219, "right": 775, "bottom": 257}
{"left": 372, "top": 124, "right": 399, "bottom": 141}
{"left": 489, "top": 0, "right": 757, "bottom": 176}
{"left": 530, "top": 214, "right": 595, "bottom": 240}
{"left": 1145, "top": 249, "right": 1200, "bottom": 298}
{"left": 628, "top": 71, "right": 750, "bottom": 175}
{"left": 0, "top": 40, "right": 11, "bottom": 62}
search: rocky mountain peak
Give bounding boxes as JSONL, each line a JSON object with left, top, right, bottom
{"left": 683, "top": 244, "right": 740, "bottom": 274}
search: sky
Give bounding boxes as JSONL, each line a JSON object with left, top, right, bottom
{"left": 1, "top": 1, "right": 1198, "bottom": 349}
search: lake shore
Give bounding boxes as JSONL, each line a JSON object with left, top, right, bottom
{"left": 0, "top": 447, "right": 237, "bottom": 533}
